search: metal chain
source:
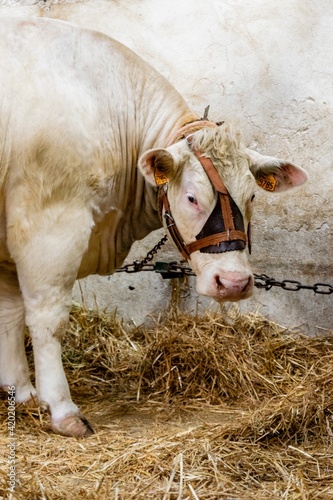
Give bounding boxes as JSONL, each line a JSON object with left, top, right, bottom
{"left": 116, "top": 237, "right": 333, "bottom": 295}
{"left": 117, "top": 235, "right": 168, "bottom": 273}
{"left": 253, "top": 274, "right": 333, "bottom": 295}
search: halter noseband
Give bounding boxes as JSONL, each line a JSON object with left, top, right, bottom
{"left": 160, "top": 134, "right": 251, "bottom": 260}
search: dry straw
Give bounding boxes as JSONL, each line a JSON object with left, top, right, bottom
{"left": 1, "top": 304, "right": 333, "bottom": 499}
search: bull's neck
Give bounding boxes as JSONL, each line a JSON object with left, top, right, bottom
{"left": 93, "top": 73, "right": 199, "bottom": 275}
{"left": 130, "top": 101, "right": 198, "bottom": 232}
{"left": 119, "top": 83, "right": 197, "bottom": 214}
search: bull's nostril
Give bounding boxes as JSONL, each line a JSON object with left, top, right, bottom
{"left": 242, "top": 277, "right": 251, "bottom": 292}
{"left": 243, "top": 276, "right": 253, "bottom": 293}
{"left": 215, "top": 275, "right": 224, "bottom": 290}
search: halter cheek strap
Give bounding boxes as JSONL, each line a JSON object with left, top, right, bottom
{"left": 160, "top": 146, "right": 249, "bottom": 260}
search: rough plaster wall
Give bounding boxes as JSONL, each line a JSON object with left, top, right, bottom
{"left": 1, "top": 0, "right": 332, "bottom": 333}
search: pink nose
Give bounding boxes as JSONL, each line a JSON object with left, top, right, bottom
{"left": 214, "top": 272, "right": 253, "bottom": 301}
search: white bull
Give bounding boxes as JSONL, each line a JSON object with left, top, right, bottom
{"left": 0, "top": 18, "right": 307, "bottom": 436}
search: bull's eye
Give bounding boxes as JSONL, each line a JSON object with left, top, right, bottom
{"left": 187, "top": 193, "right": 197, "bottom": 205}
{"left": 251, "top": 194, "right": 255, "bottom": 202}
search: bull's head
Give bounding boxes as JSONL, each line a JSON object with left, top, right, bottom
{"left": 138, "top": 123, "right": 308, "bottom": 302}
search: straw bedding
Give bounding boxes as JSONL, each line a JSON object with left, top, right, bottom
{"left": 1, "top": 304, "right": 333, "bottom": 499}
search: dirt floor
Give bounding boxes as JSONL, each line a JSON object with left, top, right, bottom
{"left": 1, "top": 305, "right": 333, "bottom": 499}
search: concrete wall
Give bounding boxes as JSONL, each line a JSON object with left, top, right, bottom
{"left": 1, "top": 0, "right": 333, "bottom": 334}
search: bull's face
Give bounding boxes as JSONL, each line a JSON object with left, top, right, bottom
{"left": 139, "top": 124, "right": 307, "bottom": 302}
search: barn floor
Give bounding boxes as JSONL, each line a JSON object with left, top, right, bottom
{"left": 1, "top": 305, "right": 333, "bottom": 499}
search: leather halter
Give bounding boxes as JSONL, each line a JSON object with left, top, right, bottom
{"left": 160, "top": 135, "right": 250, "bottom": 260}
{"left": 166, "top": 120, "right": 219, "bottom": 147}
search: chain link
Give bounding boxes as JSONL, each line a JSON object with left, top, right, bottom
{"left": 117, "top": 235, "right": 168, "bottom": 273}
{"left": 254, "top": 274, "right": 333, "bottom": 295}
{"left": 116, "top": 237, "right": 333, "bottom": 295}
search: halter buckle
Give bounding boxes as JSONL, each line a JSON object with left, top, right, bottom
{"left": 164, "top": 212, "right": 175, "bottom": 229}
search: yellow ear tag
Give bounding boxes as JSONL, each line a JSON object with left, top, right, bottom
{"left": 154, "top": 170, "right": 169, "bottom": 186}
{"left": 257, "top": 173, "right": 277, "bottom": 192}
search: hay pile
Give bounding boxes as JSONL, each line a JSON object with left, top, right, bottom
{"left": 1, "top": 305, "right": 333, "bottom": 499}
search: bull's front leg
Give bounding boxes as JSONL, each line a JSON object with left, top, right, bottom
{"left": 8, "top": 205, "right": 95, "bottom": 437}
{"left": 24, "top": 285, "right": 94, "bottom": 437}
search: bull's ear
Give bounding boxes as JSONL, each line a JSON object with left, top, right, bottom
{"left": 138, "top": 148, "right": 177, "bottom": 186}
{"left": 247, "top": 149, "right": 308, "bottom": 193}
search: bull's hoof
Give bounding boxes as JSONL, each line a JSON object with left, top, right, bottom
{"left": 51, "top": 414, "right": 95, "bottom": 437}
